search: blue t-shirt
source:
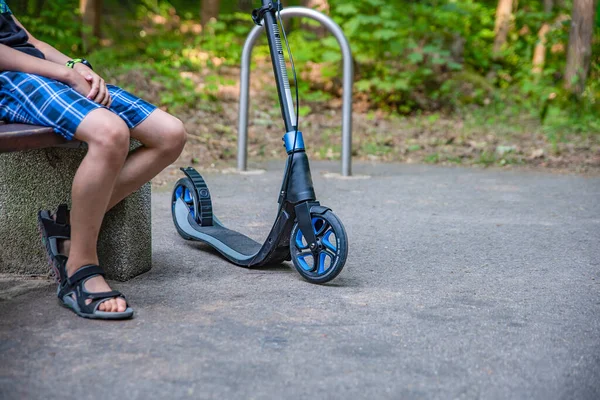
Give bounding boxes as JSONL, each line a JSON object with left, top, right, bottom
{"left": 0, "top": 1, "right": 45, "bottom": 59}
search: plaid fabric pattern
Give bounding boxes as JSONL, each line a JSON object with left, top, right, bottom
{"left": 0, "top": 1, "right": 10, "bottom": 14}
{"left": 0, "top": 72, "right": 156, "bottom": 140}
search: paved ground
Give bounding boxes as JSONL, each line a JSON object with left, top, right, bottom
{"left": 1, "top": 161, "right": 599, "bottom": 399}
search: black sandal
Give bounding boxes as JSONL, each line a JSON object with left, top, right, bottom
{"left": 37, "top": 204, "right": 71, "bottom": 282}
{"left": 57, "top": 263, "right": 134, "bottom": 320}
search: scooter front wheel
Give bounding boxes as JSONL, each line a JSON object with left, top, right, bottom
{"left": 290, "top": 210, "right": 348, "bottom": 284}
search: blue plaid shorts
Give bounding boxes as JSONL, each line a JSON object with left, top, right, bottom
{"left": 0, "top": 71, "right": 157, "bottom": 140}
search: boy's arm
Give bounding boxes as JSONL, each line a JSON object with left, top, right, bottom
{"left": 0, "top": 43, "right": 91, "bottom": 97}
{"left": 15, "top": 22, "right": 70, "bottom": 66}
{"left": 11, "top": 16, "right": 111, "bottom": 106}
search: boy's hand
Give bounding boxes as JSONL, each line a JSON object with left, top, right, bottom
{"left": 65, "top": 69, "right": 93, "bottom": 98}
{"left": 73, "top": 63, "right": 112, "bottom": 107}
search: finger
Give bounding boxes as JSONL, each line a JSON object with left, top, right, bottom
{"left": 94, "top": 81, "right": 105, "bottom": 103}
{"left": 103, "top": 83, "right": 112, "bottom": 106}
{"left": 99, "top": 82, "right": 109, "bottom": 105}
{"left": 87, "top": 77, "right": 100, "bottom": 99}
{"left": 101, "top": 88, "right": 111, "bottom": 106}
{"left": 85, "top": 74, "right": 93, "bottom": 82}
{"left": 101, "top": 92, "right": 110, "bottom": 107}
{"left": 94, "top": 81, "right": 106, "bottom": 104}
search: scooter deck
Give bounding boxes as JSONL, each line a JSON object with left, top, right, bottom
{"left": 190, "top": 225, "right": 262, "bottom": 258}
{"left": 174, "top": 198, "right": 291, "bottom": 267}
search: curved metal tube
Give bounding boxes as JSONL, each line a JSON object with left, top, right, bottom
{"left": 237, "top": 7, "right": 354, "bottom": 176}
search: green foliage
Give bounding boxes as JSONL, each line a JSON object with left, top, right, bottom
{"left": 321, "top": 0, "right": 495, "bottom": 112}
{"left": 19, "top": 0, "right": 82, "bottom": 54}
{"left": 17, "top": 0, "right": 600, "bottom": 133}
{"left": 317, "top": 0, "right": 597, "bottom": 132}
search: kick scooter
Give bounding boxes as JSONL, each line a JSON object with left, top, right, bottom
{"left": 171, "top": 0, "right": 348, "bottom": 284}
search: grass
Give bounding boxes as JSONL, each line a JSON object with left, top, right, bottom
{"left": 102, "top": 60, "right": 600, "bottom": 176}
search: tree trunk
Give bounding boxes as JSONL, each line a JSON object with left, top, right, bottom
{"left": 80, "top": 0, "right": 103, "bottom": 52}
{"left": 238, "top": 0, "right": 253, "bottom": 13}
{"left": 33, "top": 0, "right": 45, "bottom": 17}
{"left": 301, "top": 0, "right": 330, "bottom": 36}
{"left": 533, "top": 0, "right": 554, "bottom": 74}
{"left": 493, "top": 0, "right": 516, "bottom": 56}
{"left": 302, "top": 0, "right": 330, "bottom": 13}
{"left": 201, "top": 0, "right": 220, "bottom": 27}
{"left": 532, "top": 13, "right": 570, "bottom": 74}
{"left": 564, "top": 0, "right": 597, "bottom": 95}
{"left": 532, "top": 23, "right": 551, "bottom": 73}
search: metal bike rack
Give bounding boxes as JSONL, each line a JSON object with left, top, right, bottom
{"left": 237, "top": 7, "right": 354, "bottom": 176}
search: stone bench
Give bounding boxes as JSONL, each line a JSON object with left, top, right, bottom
{"left": 0, "top": 121, "right": 151, "bottom": 281}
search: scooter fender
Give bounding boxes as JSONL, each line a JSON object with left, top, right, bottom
{"left": 310, "top": 205, "right": 331, "bottom": 216}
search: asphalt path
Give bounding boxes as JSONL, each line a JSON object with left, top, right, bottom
{"left": 1, "top": 162, "right": 599, "bottom": 399}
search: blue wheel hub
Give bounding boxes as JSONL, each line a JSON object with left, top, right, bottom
{"left": 294, "top": 217, "right": 338, "bottom": 275}
{"left": 173, "top": 183, "right": 196, "bottom": 219}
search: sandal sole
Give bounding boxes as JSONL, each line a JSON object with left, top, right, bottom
{"left": 59, "top": 293, "right": 134, "bottom": 320}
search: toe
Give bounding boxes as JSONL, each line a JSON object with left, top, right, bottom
{"left": 98, "top": 300, "right": 107, "bottom": 312}
{"left": 102, "top": 299, "right": 114, "bottom": 312}
{"left": 116, "top": 297, "right": 127, "bottom": 313}
{"left": 108, "top": 299, "right": 117, "bottom": 312}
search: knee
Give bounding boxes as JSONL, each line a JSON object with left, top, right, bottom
{"left": 88, "top": 119, "right": 130, "bottom": 161}
{"left": 160, "top": 117, "right": 187, "bottom": 160}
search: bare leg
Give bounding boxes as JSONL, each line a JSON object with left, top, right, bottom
{"left": 66, "top": 108, "right": 130, "bottom": 313}
{"left": 59, "top": 109, "right": 185, "bottom": 312}
{"left": 58, "top": 110, "right": 186, "bottom": 253}
{"left": 106, "top": 109, "right": 187, "bottom": 210}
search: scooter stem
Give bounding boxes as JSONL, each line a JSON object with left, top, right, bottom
{"left": 260, "top": 0, "right": 297, "bottom": 132}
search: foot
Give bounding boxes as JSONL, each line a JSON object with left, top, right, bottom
{"left": 66, "top": 265, "right": 128, "bottom": 313}
{"left": 58, "top": 238, "right": 71, "bottom": 257}
{"left": 51, "top": 208, "right": 127, "bottom": 314}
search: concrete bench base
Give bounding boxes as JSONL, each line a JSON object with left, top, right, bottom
{"left": 0, "top": 145, "right": 152, "bottom": 282}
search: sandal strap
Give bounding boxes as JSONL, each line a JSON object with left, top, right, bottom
{"left": 86, "top": 290, "right": 123, "bottom": 301}
{"left": 40, "top": 216, "right": 71, "bottom": 238}
{"left": 54, "top": 204, "right": 70, "bottom": 225}
{"left": 58, "top": 264, "right": 128, "bottom": 315}
{"left": 66, "top": 264, "right": 105, "bottom": 287}
{"left": 54, "top": 256, "right": 68, "bottom": 282}
{"left": 76, "top": 286, "right": 126, "bottom": 315}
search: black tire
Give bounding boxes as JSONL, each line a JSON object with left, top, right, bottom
{"left": 290, "top": 210, "right": 348, "bottom": 284}
{"left": 171, "top": 178, "right": 199, "bottom": 240}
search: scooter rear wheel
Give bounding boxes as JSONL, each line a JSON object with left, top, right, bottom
{"left": 172, "top": 178, "right": 199, "bottom": 239}
{"left": 290, "top": 210, "right": 348, "bottom": 284}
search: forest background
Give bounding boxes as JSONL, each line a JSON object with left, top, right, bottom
{"left": 13, "top": 0, "right": 600, "bottom": 173}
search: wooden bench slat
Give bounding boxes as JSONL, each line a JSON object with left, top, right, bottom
{"left": 0, "top": 123, "right": 67, "bottom": 153}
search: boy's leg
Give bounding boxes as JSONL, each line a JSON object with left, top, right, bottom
{"left": 58, "top": 109, "right": 185, "bottom": 313}
{"left": 58, "top": 109, "right": 185, "bottom": 248}
{"left": 106, "top": 108, "right": 187, "bottom": 210}
{"left": 65, "top": 109, "right": 185, "bottom": 312}
{"left": 0, "top": 72, "right": 166, "bottom": 313}
{"left": 66, "top": 108, "right": 130, "bottom": 313}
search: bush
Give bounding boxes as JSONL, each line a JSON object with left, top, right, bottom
{"left": 19, "top": 0, "right": 600, "bottom": 133}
